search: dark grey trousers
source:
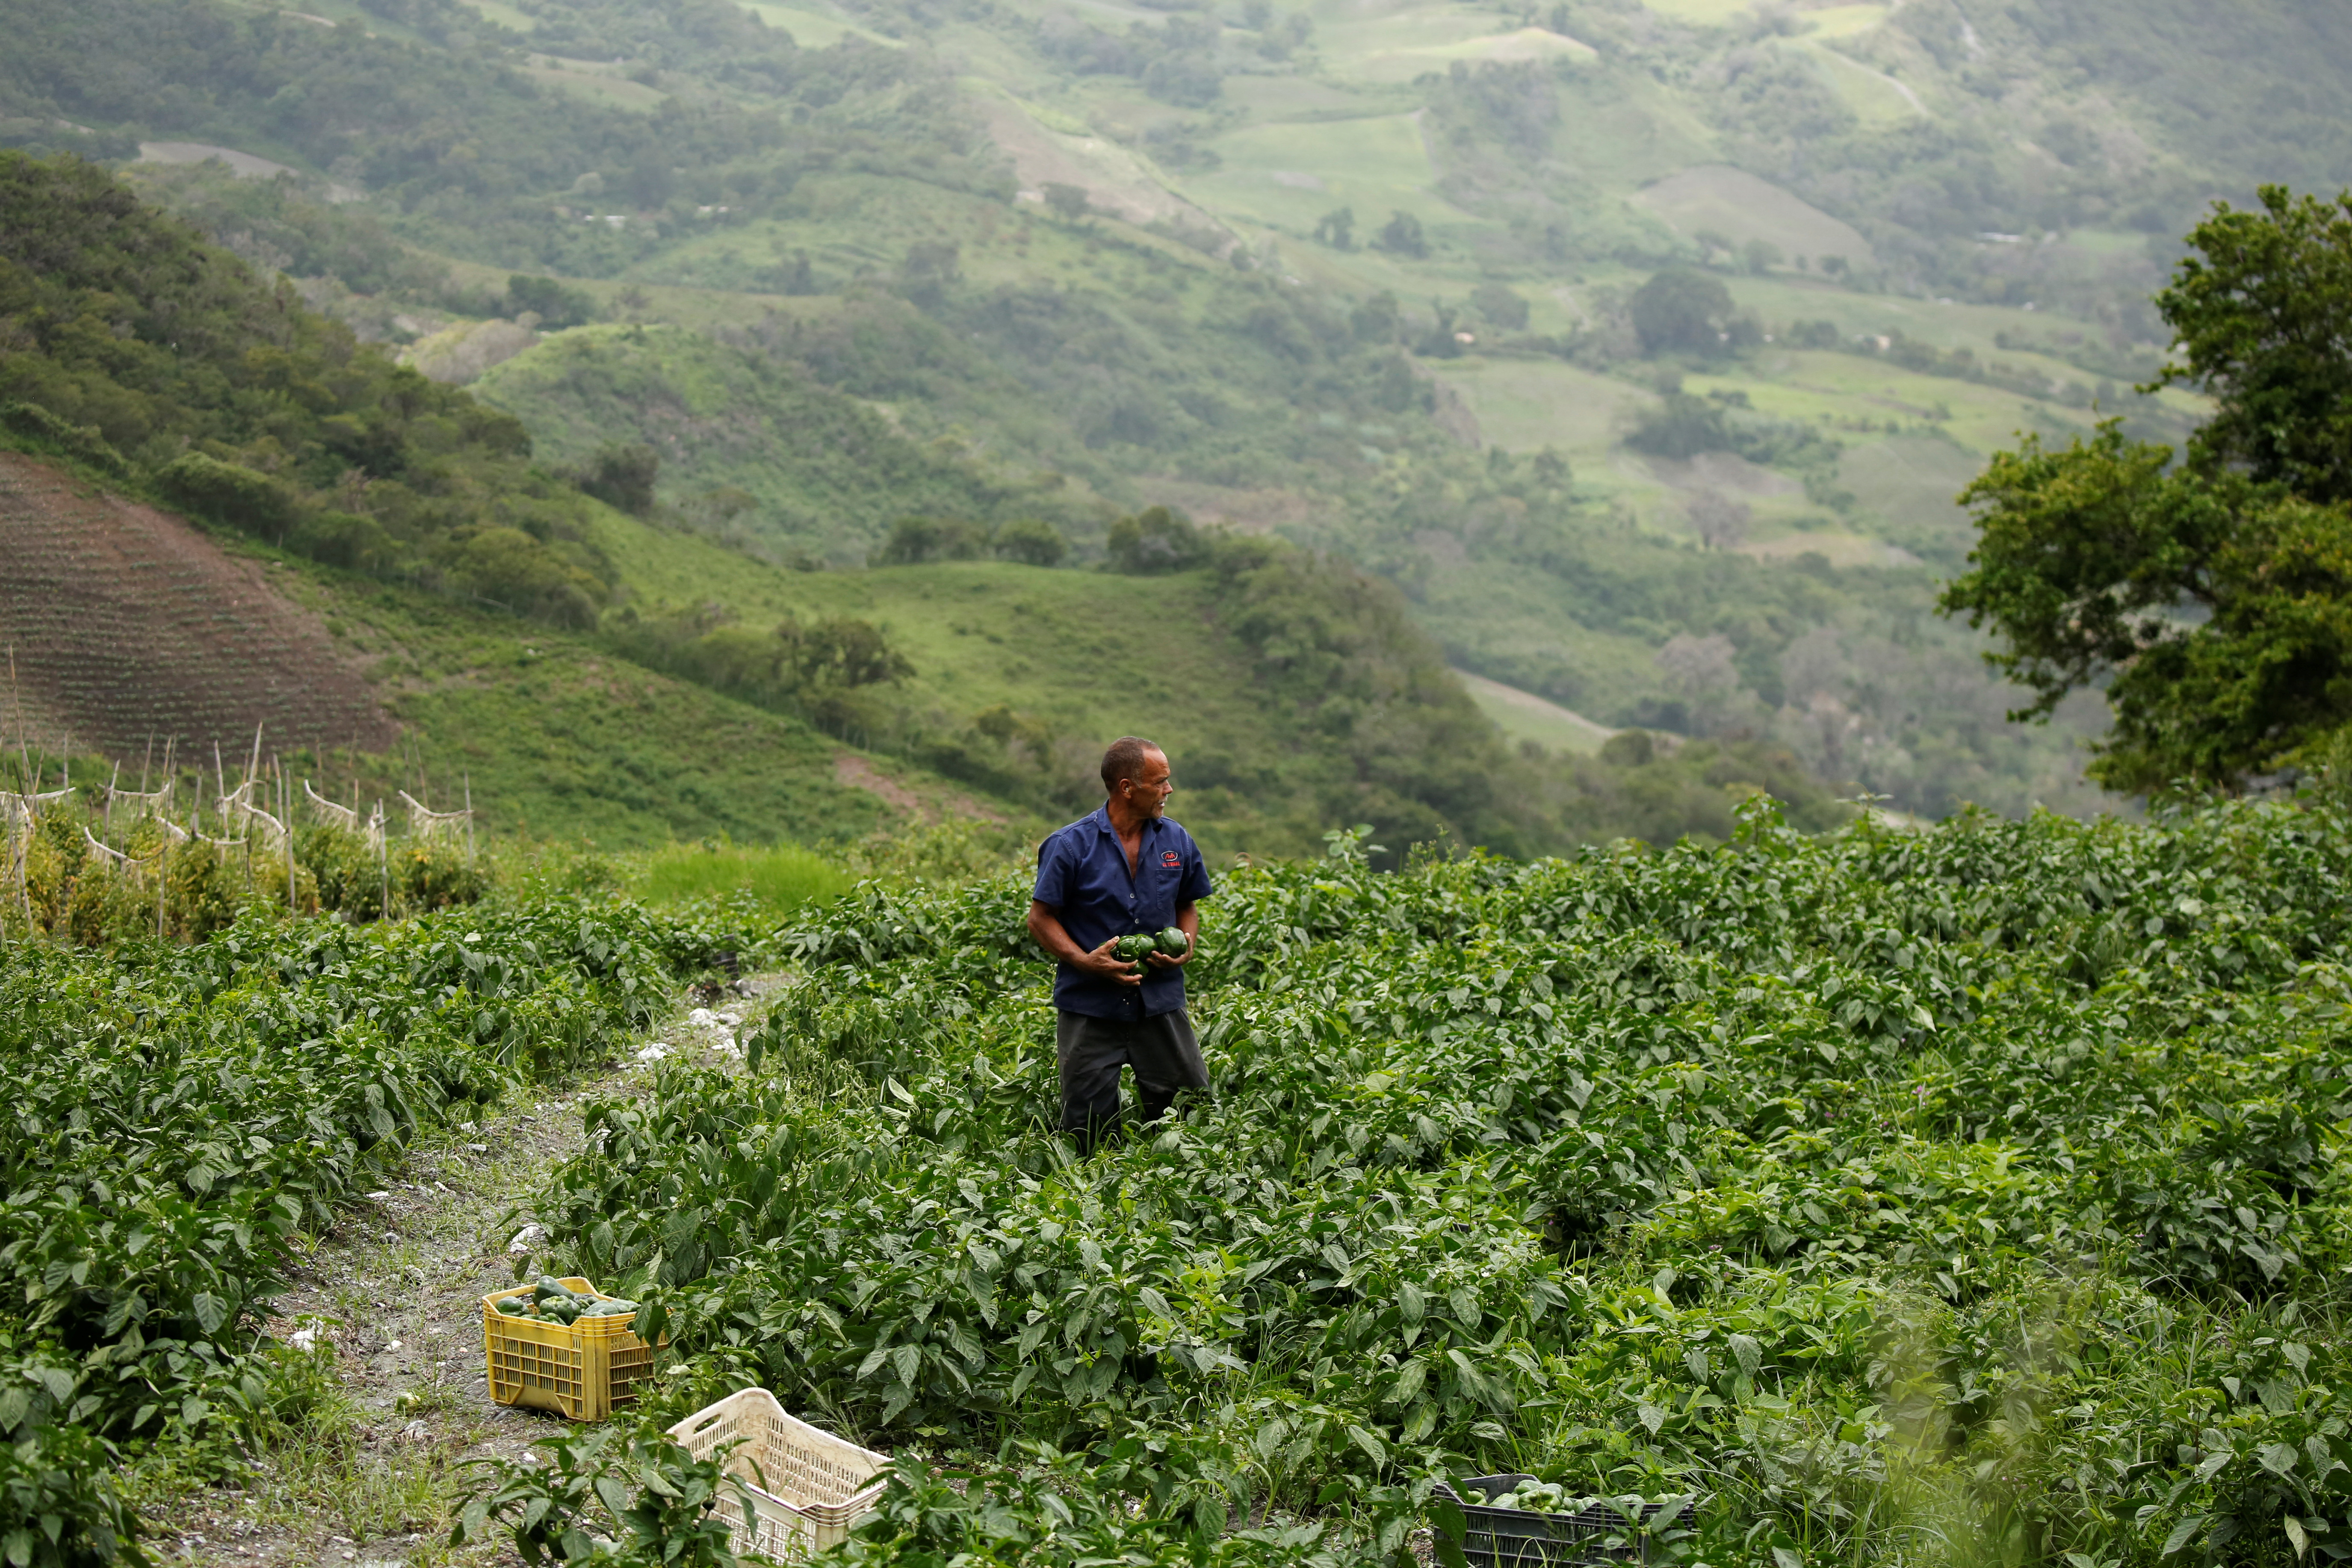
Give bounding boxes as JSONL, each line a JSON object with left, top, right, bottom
{"left": 1056, "top": 1009, "right": 1209, "bottom": 1152}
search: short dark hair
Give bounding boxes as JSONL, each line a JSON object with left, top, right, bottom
{"left": 1100, "top": 736, "right": 1161, "bottom": 794}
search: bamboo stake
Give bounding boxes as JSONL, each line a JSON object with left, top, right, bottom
{"left": 280, "top": 759, "right": 295, "bottom": 914}
{"left": 378, "top": 799, "right": 389, "bottom": 922}
{"left": 105, "top": 760, "right": 119, "bottom": 836}
{"left": 140, "top": 735, "right": 153, "bottom": 796}
{"left": 156, "top": 826, "right": 168, "bottom": 940}
{"left": 464, "top": 773, "right": 475, "bottom": 863}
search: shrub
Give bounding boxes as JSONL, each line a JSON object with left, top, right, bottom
{"left": 993, "top": 517, "right": 1069, "bottom": 567}
{"left": 154, "top": 452, "right": 304, "bottom": 542}
{"left": 1106, "top": 505, "right": 1208, "bottom": 573}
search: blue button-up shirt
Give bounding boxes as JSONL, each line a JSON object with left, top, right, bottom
{"left": 1033, "top": 806, "right": 1213, "bottom": 1020}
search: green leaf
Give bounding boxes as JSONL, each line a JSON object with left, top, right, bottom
{"left": 2163, "top": 1515, "right": 2208, "bottom": 1557}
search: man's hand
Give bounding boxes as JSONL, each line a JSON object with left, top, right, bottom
{"left": 1146, "top": 904, "right": 1200, "bottom": 969}
{"left": 1084, "top": 936, "right": 1146, "bottom": 987}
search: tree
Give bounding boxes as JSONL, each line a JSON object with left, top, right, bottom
{"left": 1942, "top": 425, "right": 2352, "bottom": 792}
{"left": 1313, "top": 206, "right": 1354, "bottom": 250}
{"left": 1624, "top": 393, "right": 1730, "bottom": 459}
{"left": 1041, "top": 183, "right": 1091, "bottom": 223}
{"left": 1940, "top": 188, "right": 2352, "bottom": 792}
{"left": 578, "top": 443, "right": 659, "bottom": 516}
{"left": 505, "top": 275, "right": 593, "bottom": 328}
{"left": 1107, "top": 506, "right": 1209, "bottom": 574}
{"left": 1685, "top": 489, "right": 1751, "bottom": 549}
{"left": 1470, "top": 281, "right": 1529, "bottom": 331}
{"left": 873, "top": 516, "right": 988, "bottom": 564}
{"left": 1629, "top": 268, "right": 1738, "bottom": 355}
{"left": 1374, "top": 210, "right": 1428, "bottom": 259}
{"left": 994, "top": 518, "right": 1068, "bottom": 567}
{"left": 2151, "top": 185, "right": 2352, "bottom": 505}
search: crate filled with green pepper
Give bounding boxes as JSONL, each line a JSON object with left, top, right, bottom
{"left": 481, "top": 1276, "right": 662, "bottom": 1421}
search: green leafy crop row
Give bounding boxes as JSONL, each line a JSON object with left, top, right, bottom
{"left": 529, "top": 801, "right": 2352, "bottom": 1566}
{"left": 0, "top": 895, "right": 759, "bottom": 1566}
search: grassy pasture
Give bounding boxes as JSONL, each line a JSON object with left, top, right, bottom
{"left": 740, "top": 0, "right": 901, "bottom": 47}
{"left": 1424, "top": 357, "right": 1656, "bottom": 455}
{"left": 519, "top": 62, "right": 667, "bottom": 112}
{"left": 1802, "top": 3, "right": 1890, "bottom": 38}
{"left": 1633, "top": 164, "right": 1877, "bottom": 269}
{"left": 1794, "top": 37, "right": 1924, "bottom": 122}
{"left": 1337, "top": 23, "right": 1596, "bottom": 82}
{"left": 1454, "top": 667, "right": 1614, "bottom": 754}
{"left": 1185, "top": 112, "right": 1445, "bottom": 233}
{"left": 631, "top": 840, "right": 853, "bottom": 913}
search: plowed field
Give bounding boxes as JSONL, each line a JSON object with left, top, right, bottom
{"left": 0, "top": 452, "right": 396, "bottom": 755}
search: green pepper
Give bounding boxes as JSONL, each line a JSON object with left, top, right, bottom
{"left": 495, "top": 1296, "right": 529, "bottom": 1317}
{"left": 1155, "top": 926, "right": 1189, "bottom": 957}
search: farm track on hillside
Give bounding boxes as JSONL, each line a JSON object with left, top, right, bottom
{"left": 136, "top": 989, "right": 750, "bottom": 1568}
{"left": 0, "top": 452, "right": 395, "bottom": 755}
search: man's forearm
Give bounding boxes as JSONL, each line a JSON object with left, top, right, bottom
{"left": 1027, "top": 904, "right": 1090, "bottom": 966}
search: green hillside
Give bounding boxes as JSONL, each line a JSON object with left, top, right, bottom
{"left": 6, "top": 0, "right": 2349, "bottom": 828}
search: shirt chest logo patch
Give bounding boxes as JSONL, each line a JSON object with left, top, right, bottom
{"left": 1161, "top": 850, "right": 1181, "bottom": 867}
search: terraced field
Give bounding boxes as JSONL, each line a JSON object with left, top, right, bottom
{"left": 0, "top": 451, "right": 396, "bottom": 756}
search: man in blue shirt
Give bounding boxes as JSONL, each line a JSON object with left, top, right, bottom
{"left": 1028, "top": 737, "right": 1213, "bottom": 1154}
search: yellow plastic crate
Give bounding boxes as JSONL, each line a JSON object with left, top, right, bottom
{"left": 481, "top": 1278, "right": 661, "bottom": 1421}
{"left": 667, "top": 1388, "right": 890, "bottom": 1560}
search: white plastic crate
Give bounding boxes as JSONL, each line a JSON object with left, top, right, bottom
{"left": 667, "top": 1388, "right": 890, "bottom": 1560}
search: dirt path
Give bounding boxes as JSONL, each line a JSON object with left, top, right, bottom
{"left": 141, "top": 988, "right": 761, "bottom": 1568}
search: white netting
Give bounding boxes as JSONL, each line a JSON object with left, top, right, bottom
{"left": 1, "top": 787, "right": 75, "bottom": 833}
{"left": 398, "top": 790, "right": 472, "bottom": 842}
{"left": 83, "top": 824, "right": 161, "bottom": 876}
{"left": 104, "top": 781, "right": 176, "bottom": 816}
{"left": 233, "top": 798, "right": 289, "bottom": 850}
{"left": 305, "top": 780, "right": 384, "bottom": 849}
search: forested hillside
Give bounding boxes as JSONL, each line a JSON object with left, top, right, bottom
{"left": 2, "top": 153, "right": 1862, "bottom": 854}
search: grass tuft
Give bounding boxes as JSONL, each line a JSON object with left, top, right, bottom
{"left": 632, "top": 840, "right": 852, "bottom": 914}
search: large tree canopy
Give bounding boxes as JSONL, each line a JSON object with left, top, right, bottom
{"left": 1941, "top": 186, "right": 2352, "bottom": 792}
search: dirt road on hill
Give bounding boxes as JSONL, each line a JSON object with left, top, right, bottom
{"left": 141, "top": 989, "right": 762, "bottom": 1568}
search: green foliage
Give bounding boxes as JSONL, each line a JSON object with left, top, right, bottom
{"left": 1944, "top": 424, "right": 2352, "bottom": 791}
{"left": 873, "top": 516, "right": 990, "bottom": 566}
{"left": 2152, "top": 186, "right": 2352, "bottom": 505}
{"left": 153, "top": 453, "right": 302, "bottom": 543}
{"left": 449, "top": 1423, "right": 743, "bottom": 1568}
{"left": 576, "top": 443, "right": 661, "bottom": 519}
{"left": 1945, "top": 191, "right": 2352, "bottom": 792}
{"left": 632, "top": 840, "right": 852, "bottom": 916}
{"left": 1622, "top": 393, "right": 1730, "bottom": 460}
{"left": 0, "top": 895, "right": 763, "bottom": 1564}
{"left": 1469, "top": 282, "right": 1530, "bottom": 332}
{"left": 0, "top": 399, "right": 124, "bottom": 474}
{"left": 993, "top": 517, "right": 1069, "bottom": 567}
{"left": 607, "top": 603, "right": 914, "bottom": 738}
{"left": 1106, "top": 505, "right": 1210, "bottom": 575}
{"left": 0, "top": 153, "right": 617, "bottom": 626}
{"left": 531, "top": 795, "right": 2352, "bottom": 1565}
{"left": 506, "top": 275, "right": 595, "bottom": 331}
{"left": 1629, "top": 270, "right": 1744, "bottom": 357}
{"left": 1375, "top": 210, "right": 1429, "bottom": 259}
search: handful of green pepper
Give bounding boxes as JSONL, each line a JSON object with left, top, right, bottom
{"left": 1111, "top": 927, "right": 1190, "bottom": 966}
{"left": 493, "top": 1276, "right": 637, "bottom": 1324}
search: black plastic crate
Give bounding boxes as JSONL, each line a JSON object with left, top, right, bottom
{"left": 1433, "top": 1476, "right": 1698, "bottom": 1568}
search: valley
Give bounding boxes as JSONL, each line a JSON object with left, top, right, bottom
{"left": 5, "top": 0, "right": 2350, "bottom": 840}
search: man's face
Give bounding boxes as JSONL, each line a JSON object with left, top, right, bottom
{"left": 1121, "top": 750, "right": 1174, "bottom": 818}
